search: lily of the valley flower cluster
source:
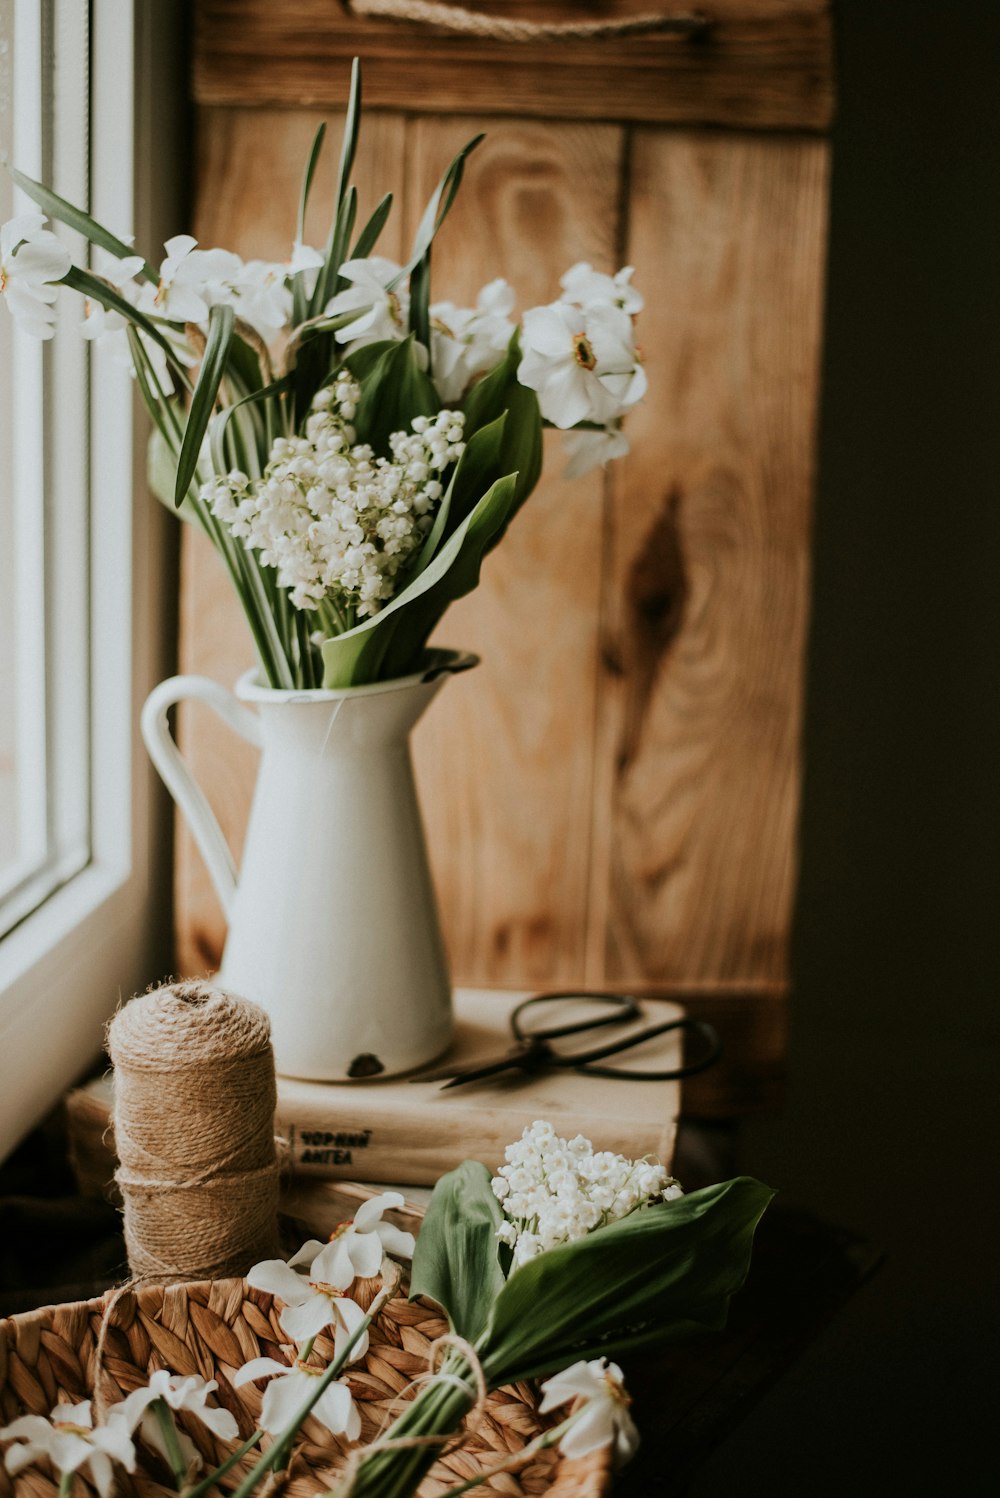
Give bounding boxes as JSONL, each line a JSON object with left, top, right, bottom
{"left": 0, "top": 212, "right": 644, "bottom": 484}
{"left": 492, "top": 1119, "right": 683, "bottom": 1266}
{"left": 205, "top": 381, "right": 466, "bottom": 619}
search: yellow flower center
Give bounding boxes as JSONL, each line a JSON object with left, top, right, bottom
{"left": 294, "top": 1360, "right": 323, "bottom": 1377}
{"left": 0, "top": 266, "right": 7, "bottom": 295}
{"left": 387, "top": 290, "right": 403, "bottom": 328}
{"left": 328, "top": 1218, "right": 354, "bottom": 1240}
{"left": 308, "top": 1280, "right": 346, "bottom": 1297}
{"left": 573, "top": 333, "right": 597, "bottom": 371}
{"left": 54, "top": 1422, "right": 92, "bottom": 1437}
{"left": 603, "top": 1372, "right": 631, "bottom": 1408}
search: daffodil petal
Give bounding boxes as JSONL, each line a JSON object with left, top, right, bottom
{"left": 313, "top": 1380, "right": 353, "bottom": 1437}
{"left": 347, "top": 1232, "right": 384, "bottom": 1279}
{"left": 279, "top": 1291, "right": 338, "bottom": 1342}
{"left": 310, "top": 1237, "right": 356, "bottom": 1289}
{"left": 374, "top": 1222, "right": 415, "bottom": 1260}
{"left": 259, "top": 1371, "right": 310, "bottom": 1434}
{"left": 353, "top": 1192, "right": 403, "bottom": 1231}
{"left": 246, "top": 1258, "right": 312, "bottom": 1305}
{"left": 232, "top": 1357, "right": 291, "bottom": 1388}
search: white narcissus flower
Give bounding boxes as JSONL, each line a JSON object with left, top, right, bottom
{"left": 140, "top": 235, "right": 243, "bottom": 324}
{"left": 429, "top": 278, "right": 517, "bottom": 402}
{"left": 231, "top": 259, "right": 293, "bottom": 340}
{"left": 539, "top": 1358, "right": 640, "bottom": 1464}
{"left": 246, "top": 1239, "right": 371, "bottom": 1356}
{"left": 517, "top": 300, "right": 646, "bottom": 430}
{"left": 324, "top": 256, "right": 409, "bottom": 346}
{"left": 289, "top": 240, "right": 325, "bottom": 298}
{"left": 0, "top": 1399, "right": 136, "bottom": 1498}
{"left": 559, "top": 262, "right": 644, "bottom": 315}
{"left": 561, "top": 425, "right": 630, "bottom": 480}
{"left": 295, "top": 1192, "right": 416, "bottom": 1284}
{"left": 110, "top": 1370, "right": 239, "bottom": 1468}
{"left": 233, "top": 1358, "right": 361, "bottom": 1440}
{"left": 0, "top": 212, "right": 72, "bottom": 339}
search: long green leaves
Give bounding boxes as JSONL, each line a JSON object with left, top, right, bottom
{"left": 409, "top": 1162, "right": 506, "bottom": 1342}
{"left": 62, "top": 265, "right": 190, "bottom": 383}
{"left": 9, "top": 166, "right": 158, "bottom": 281}
{"left": 479, "top": 1177, "right": 774, "bottom": 1385}
{"left": 350, "top": 335, "right": 439, "bottom": 456}
{"left": 174, "top": 302, "right": 235, "bottom": 507}
{"left": 402, "top": 133, "right": 485, "bottom": 358}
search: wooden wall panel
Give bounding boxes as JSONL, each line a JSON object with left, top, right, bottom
{"left": 194, "top": 0, "right": 835, "bottom": 131}
{"left": 404, "top": 118, "right": 624, "bottom": 984}
{"left": 587, "top": 133, "right": 830, "bottom": 989}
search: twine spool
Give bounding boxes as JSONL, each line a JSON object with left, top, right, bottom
{"left": 107, "top": 979, "right": 281, "bottom": 1281}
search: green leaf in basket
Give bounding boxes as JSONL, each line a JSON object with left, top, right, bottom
{"left": 319, "top": 469, "right": 518, "bottom": 687}
{"left": 409, "top": 1161, "right": 506, "bottom": 1342}
{"left": 174, "top": 302, "right": 236, "bottom": 507}
{"left": 479, "top": 1176, "right": 774, "bottom": 1385}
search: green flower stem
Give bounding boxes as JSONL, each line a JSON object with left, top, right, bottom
{"left": 180, "top": 1430, "right": 264, "bottom": 1498}
{"left": 433, "top": 1410, "right": 582, "bottom": 1498}
{"left": 57, "top": 1472, "right": 74, "bottom": 1498}
{"left": 153, "top": 1397, "right": 188, "bottom": 1490}
{"left": 227, "top": 1279, "right": 397, "bottom": 1498}
{"left": 332, "top": 1348, "right": 479, "bottom": 1498}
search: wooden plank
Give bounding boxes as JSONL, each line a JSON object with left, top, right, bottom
{"left": 587, "top": 131, "right": 830, "bottom": 991}
{"left": 403, "top": 115, "right": 623, "bottom": 986}
{"left": 176, "top": 107, "right": 409, "bottom": 976}
{"left": 193, "top": 0, "right": 834, "bottom": 132}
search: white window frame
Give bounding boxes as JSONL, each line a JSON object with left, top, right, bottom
{"left": 0, "top": 0, "right": 179, "bottom": 1161}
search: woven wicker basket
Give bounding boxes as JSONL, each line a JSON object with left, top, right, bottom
{"left": 0, "top": 1273, "right": 611, "bottom": 1498}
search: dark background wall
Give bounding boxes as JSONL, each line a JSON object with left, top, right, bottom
{"left": 689, "top": 3, "right": 999, "bottom": 1492}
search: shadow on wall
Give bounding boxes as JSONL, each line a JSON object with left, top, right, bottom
{"left": 688, "top": 1, "right": 1000, "bottom": 1493}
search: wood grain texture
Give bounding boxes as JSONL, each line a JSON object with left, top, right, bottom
{"left": 586, "top": 131, "right": 830, "bottom": 989}
{"left": 193, "top": 0, "right": 835, "bottom": 131}
{"left": 176, "top": 108, "right": 409, "bottom": 976}
{"left": 404, "top": 116, "right": 623, "bottom": 985}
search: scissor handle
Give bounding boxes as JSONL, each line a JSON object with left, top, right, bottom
{"left": 568, "top": 1016, "right": 723, "bottom": 1081}
{"left": 510, "top": 991, "right": 642, "bottom": 1046}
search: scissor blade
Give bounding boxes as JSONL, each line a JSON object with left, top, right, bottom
{"left": 408, "top": 1051, "right": 517, "bottom": 1085}
{"left": 439, "top": 1057, "right": 523, "bottom": 1090}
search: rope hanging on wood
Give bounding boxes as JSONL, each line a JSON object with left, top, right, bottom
{"left": 107, "top": 979, "right": 281, "bottom": 1282}
{"left": 342, "top": 0, "right": 711, "bottom": 42}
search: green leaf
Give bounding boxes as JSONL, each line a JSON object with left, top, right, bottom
{"left": 401, "top": 133, "right": 484, "bottom": 358}
{"left": 174, "top": 302, "right": 235, "bottom": 508}
{"left": 320, "top": 469, "right": 518, "bottom": 686}
{"left": 308, "top": 58, "right": 363, "bottom": 319}
{"left": 412, "top": 411, "right": 507, "bottom": 574}
{"left": 63, "top": 265, "right": 189, "bottom": 382}
{"left": 409, "top": 1162, "right": 506, "bottom": 1342}
{"left": 296, "top": 121, "right": 327, "bottom": 244}
{"left": 335, "top": 58, "right": 363, "bottom": 219}
{"left": 462, "top": 330, "right": 543, "bottom": 511}
{"left": 351, "top": 335, "right": 440, "bottom": 456}
{"left": 350, "top": 192, "right": 393, "bottom": 261}
{"left": 479, "top": 1177, "right": 774, "bottom": 1385}
{"left": 9, "top": 165, "right": 157, "bottom": 281}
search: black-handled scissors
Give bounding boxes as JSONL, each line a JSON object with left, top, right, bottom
{"left": 410, "top": 990, "right": 722, "bottom": 1089}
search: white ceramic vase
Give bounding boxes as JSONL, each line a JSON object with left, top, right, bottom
{"left": 141, "top": 649, "right": 476, "bottom": 1080}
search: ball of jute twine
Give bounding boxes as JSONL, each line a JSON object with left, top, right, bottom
{"left": 107, "top": 979, "right": 280, "bottom": 1282}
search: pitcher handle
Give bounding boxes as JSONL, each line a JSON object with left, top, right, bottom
{"left": 141, "top": 675, "right": 262, "bottom": 920}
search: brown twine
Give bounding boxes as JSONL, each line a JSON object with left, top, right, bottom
{"left": 342, "top": 0, "right": 710, "bottom": 41}
{"left": 107, "top": 980, "right": 280, "bottom": 1282}
{"left": 337, "top": 1334, "right": 488, "bottom": 1496}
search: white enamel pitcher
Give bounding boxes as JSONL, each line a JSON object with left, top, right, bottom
{"left": 141, "top": 649, "right": 477, "bottom": 1080}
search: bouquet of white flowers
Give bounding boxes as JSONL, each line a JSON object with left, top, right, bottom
{"left": 1, "top": 61, "right": 646, "bottom": 689}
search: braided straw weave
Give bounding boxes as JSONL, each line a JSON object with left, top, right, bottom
{"left": 0, "top": 1274, "right": 610, "bottom": 1498}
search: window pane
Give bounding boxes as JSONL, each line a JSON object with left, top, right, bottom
{"left": 0, "top": 0, "right": 91, "bottom": 933}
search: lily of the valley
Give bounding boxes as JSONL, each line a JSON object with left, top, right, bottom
{"left": 517, "top": 299, "right": 646, "bottom": 430}
{"left": 233, "top": 1357, "right": 361, "bottom": 1440}
{"left": 539, "top": 1358, "right": 640, "bottom": 1464}
{"left": 0, "top": 212, "right": 72, "bottom": 339}
{"left": 0, "top": 1400, "right": 136, "bottom": 1498}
